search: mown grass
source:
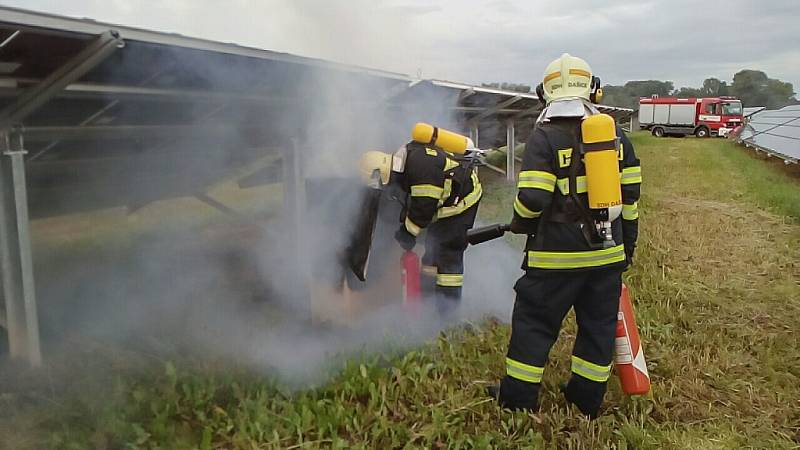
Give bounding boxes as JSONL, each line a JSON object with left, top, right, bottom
{"left": 2, "top": 134, "right": 799, "bottom": 449}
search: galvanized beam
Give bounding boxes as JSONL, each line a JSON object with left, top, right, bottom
{"left": 0, "top": 78, "right": 285, "bottom": 105}
{"left": 282, "top": 138, "right": 310, "bottom": 313}
{"left": 0, "top": 130, "right": 41, "bottom": 366}
{"left": 20, "top": 124, "right": 245, "bottom": 141}
{"left": 506, "top": 121, "right": 516, "bottom": 182}
{"left": 469, "top": 124, "right": 479, "bottom": 148}
{"left": 0, "top": 30, "right": 123, "bottom": 127}
{"left": 454, "top": 106, "right": 524, "bottom": 114}
{"left": 30, "top": 65, "right": 171, "bottom": 161}
{"left": 467, "top": 96, "right": 522, "bottom": 125}
{"left": 194, "top": 192, "right": 240, "bottom": 217}
{"left": 458, "top": 88, "right": 476, "bottom": 102}
{"left": 0, "top": 30, "right": 21, "bottom": 49}
{"left": 0, "top": 78, "right": 427, "bottom": 111}
{"left": 482, "top": 162, "right": 506, "bottom": 176}
{"left": 513, "top": 105, "right": 542, "bottom": 120}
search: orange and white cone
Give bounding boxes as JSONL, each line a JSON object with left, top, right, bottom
{"left": 614, "top": 283, "right": 651, "bottom": 395}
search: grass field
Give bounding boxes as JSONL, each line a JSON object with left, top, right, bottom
{"left": 2, "top": 134, "right": 799, "bottom": 449}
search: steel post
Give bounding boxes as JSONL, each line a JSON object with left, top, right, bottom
{"left": 469, "top": 124, "right": 479, "bottom": 148}
{"left": 282, "top": 137, "right": 310, "bottom": 310}
{"left": 0, "top": 130, "right": 41, "bottom": 365}
{"left": 506, "top": 121, "right": 516, "bottom": 182}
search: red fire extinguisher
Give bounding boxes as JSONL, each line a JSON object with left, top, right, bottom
{"left": 401, "top": 250, "right": 421, "bottom": 307}
{"left": 614, "top": 283, "right": 651, "bottom": 395}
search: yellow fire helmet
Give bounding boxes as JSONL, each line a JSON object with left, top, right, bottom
{"left": 541, "top": 53, "right": 594, "bottom": 103}
{"left": 358, "top": 150, "right": 392, "bottom": 185}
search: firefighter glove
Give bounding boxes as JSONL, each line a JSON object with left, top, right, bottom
{"left": 395, "top": 226, "right": 416, "bottom": 251}
{"left": 510, "top": 216, "right": 536, "bottom": 235}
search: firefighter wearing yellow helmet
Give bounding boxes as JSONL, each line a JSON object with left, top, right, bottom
{"left": 488, "top": 54, "right": 642, "bottom": 418}
{"left": 358, "top": 124, "right": 482, "bottom": 316}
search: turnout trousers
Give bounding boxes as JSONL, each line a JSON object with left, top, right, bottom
{"left": 420, "top": 203, "right": 479, "bottom": 315}
{"left": 499, "top": 268, "right": 623, "bottom": 417}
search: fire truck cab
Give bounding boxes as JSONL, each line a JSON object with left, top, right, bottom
{"left": 639, "top": 96, "right": 743, "bottom": 137}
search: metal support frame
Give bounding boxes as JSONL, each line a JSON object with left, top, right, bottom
{"left": 513, "top": 105, "right": 542, "bottom": 120}
{"left": 458, "top": 88, "right": 475, "bottom": 102}
{"left": 194, "top": 193, "right": 240, "bottom": 217}
{"left": 469, "top": 124, "right": 479, "bottom": 148}
{"left": 506, "top": 121, "right": 516, "bottom": 182}
{"left": 0, "top": 31, "right": 124, "bottom": 128}
{"left": 282, "top": 138, "right": 310, "bottom": 311}
{"left": 467, "top": 95, "right": 522, "bottom": 125}
{"left": 0, "top": 30, "right": 122, "bottom": 365}
{"left": 0, "top": 130, "right": 40, "bottom": 365}
{"left": 30, "top": 65, "right": 169, "bottom": 161}
{"left": 20, "top": 124, "right": 243, "bottom": 141}
{"left": 0, "top": 30, "right": 21, "bottom": 49}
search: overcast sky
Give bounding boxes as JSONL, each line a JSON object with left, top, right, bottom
{"left": 3, "top": 0, "right": 799, "bottom": 91}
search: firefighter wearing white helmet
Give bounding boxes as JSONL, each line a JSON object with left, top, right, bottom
{"left": 488, "top": 54, "right": 642, "bottom": 418}
{"left": 357, "top": 124, "right": 482, "bottom": 316}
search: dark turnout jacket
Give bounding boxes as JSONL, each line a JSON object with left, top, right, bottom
{"left": 511, "top": 118, "right": 641, "bottom": 272}
{"left": 400, "top": 142, "right": 482, "bottom": 236}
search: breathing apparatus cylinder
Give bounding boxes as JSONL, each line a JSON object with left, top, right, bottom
{"left": 412, "top": 123, "right": 473, "bottom": 155}
{"left": 581, "top": 113, "right": 622, "bottom": 244}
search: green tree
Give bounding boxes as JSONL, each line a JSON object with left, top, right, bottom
{"left": 731, "top": 70, "right": 796, "bottom": 108}
{"left": 673, "top": 87, "right": 703, "bottom": 97}
{"left": 624, "top": 80, "right": 674, "bottom": 98}
{"left": 600, "top": 80, "right": 675, "bottom": 109}
{"left": 599, "top": 85, "right": 633, "bottom": 108}
{"left": 764, "top": 78, "right": 794, "bottom": 109}
{"left": 701, "top": 77, "right": 729, "bottom": 96}
{"left": 731, "top": 70, "right": 770, "bottom": 106}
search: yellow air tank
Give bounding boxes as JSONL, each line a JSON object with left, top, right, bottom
{"left": 412, "top": 123, "right": 472, "bottom": 155}
{"left": 581, "top": 114, "right": 622, "bottom": 210}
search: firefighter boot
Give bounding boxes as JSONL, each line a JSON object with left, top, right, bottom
{"left": 435, "top": 285, "right": 461, "bottom": 321}
{"left": 562, "top": 377, "right": 607, "bottom": 419}
{"left": 498, "top": 375, "right": 540, "bottom": 411}
{"left": 420, "top": 264, "right": 437, "bottom": 300}
{"left": 485, "top": 384, "right": 500, "bottom": 400}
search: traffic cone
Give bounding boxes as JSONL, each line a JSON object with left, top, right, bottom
{"left": 614, "top": 283, "right": 651, "bottom": 395}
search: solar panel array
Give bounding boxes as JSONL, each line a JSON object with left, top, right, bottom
{"left": 0, "top": 5, "right": 635, "bottom": 219}
{"left": 737, "top": 105, "right": 800, "bottom": 163}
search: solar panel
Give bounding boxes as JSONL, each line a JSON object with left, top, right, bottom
{"left": 738, "top": 105, "right": 800, "bottom": 163}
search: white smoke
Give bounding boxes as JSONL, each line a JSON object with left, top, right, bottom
{"left": 12, "top": 2, "right": 523, "bottom": 386}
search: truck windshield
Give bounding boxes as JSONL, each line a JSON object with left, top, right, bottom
{"left": 722, "top": 102, "right": 742, "bottom": 116}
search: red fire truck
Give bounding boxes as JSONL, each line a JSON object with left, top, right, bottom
{"left": 638, "top": 96, "right": 743, "bottom": 137}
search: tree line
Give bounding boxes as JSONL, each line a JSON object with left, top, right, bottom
{"left": 484, "top": 69, "right": 797, "bottom": 110}
{"left": 600, "top": 70, "right": 796, "bottom": 110}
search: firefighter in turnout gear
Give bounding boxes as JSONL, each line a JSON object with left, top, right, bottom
{"left": 358, "top": 124, "right": 483, "bottom": 315}
{"left": 494, "top": 54, "right": 641, "bottom": 418}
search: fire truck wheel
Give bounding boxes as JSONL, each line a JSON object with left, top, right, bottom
{"left": 695, "top": 126, "right": 709, "bottom": 138}
{"left": 652, "top": 127, "right": 665, "bottom": 137}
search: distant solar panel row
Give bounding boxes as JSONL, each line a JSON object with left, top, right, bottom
{"left": 737, "top": 105, "right": 800, "bottom": 163}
